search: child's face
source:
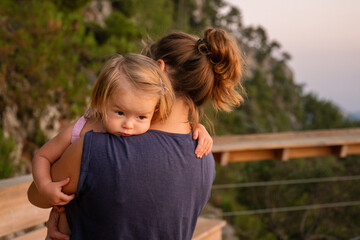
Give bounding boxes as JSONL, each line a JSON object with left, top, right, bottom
{"left": 103, "top": 84, "right": 158, "bottom": 136}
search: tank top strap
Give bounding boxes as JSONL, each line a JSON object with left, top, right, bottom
{"left": 71, "top": 116, "right": 87, "bottom": 143}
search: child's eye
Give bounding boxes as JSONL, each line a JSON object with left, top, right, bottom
{"left": 116, "top": 111, "right": 124, "bottom": 116}
{"left": 138, "top": 116, "right": 146, "bottom": 120}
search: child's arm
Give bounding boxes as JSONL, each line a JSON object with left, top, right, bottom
{"left": 28, "top": 136, "right": 83, "bottom": 208}
{"left": 58, "top": 210, "right": 71, "bottom": 237}
{"left": 192, "top": 123, "right": 213, "bottom": 158}
{"left": 32, "top": 123, "right": 76, "bottom": 206}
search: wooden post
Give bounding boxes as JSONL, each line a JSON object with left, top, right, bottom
{"left": 334, "top": 145, "right": 348, "bottom": 158}
{"left": 277, "top": 148, "right": 290, "bottom": 161}
{"left": 220, "top": 152, "right": 229, "bottom": 166}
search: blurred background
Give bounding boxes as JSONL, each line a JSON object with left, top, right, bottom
{"left": 229, "top": 0, "right": 360, "bottom": 116}
{"left": 1, "top": 0, "right": 360, "bottom": 238}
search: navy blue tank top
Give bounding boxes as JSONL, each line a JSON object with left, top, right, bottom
{"left": 66, "top": 130, "right": 215, "bottom": 240}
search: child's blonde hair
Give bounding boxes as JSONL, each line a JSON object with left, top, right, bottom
{"left": 87, "top": 53, "right": 174, "bottom": 122}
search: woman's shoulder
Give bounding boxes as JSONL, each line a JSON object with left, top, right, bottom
{"left": 146, "top": 129, "right": 193, "bottom": 139}
{"left": 83, "top": 130, "right": 196, "bottom": 152}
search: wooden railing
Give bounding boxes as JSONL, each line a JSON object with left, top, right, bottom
{"left": 212, "top": 128, "right": 360, "bottom": 165}
{"left": 0, "top": 175, "right": 225, "bottom": 240}
{"left": 2, "top": 128, "right": 360, "bottom": 239}
{"left": 0, "top": 175, "right": 49, "bottom": 240}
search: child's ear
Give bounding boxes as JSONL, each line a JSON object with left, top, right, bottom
{"left": 154, "top": 108, "right": 159, "bottom": 112}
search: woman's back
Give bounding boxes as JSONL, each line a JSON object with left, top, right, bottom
{"left": 66, "top": 130, "right": 215, "bottom": 240}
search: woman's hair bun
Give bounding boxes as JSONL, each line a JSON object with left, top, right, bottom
{"left": 196, "top": 38, "right": 211, "bottom": 56}
{"left": 204, "top": 28, "right": 226, "bottom": 64}
{"left": 203, "top": 28, "right": 245, "bottom": 112}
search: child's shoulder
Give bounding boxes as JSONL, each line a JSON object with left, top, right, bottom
{"left": 79, "top": 117, "right": 104, "bottom": 137}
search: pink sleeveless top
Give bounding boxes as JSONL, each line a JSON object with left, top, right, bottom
{"left": 71, "top": 116, "right": 87, "bottom": 143}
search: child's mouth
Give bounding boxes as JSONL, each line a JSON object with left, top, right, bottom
{"left": 119, "top": 133, "right": 131, "bottom": 136}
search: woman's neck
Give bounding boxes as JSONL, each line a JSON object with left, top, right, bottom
{"left": 150, "top": 98, "right": 191, "bottom": 134}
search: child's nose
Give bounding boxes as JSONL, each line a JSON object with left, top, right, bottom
{"left": 122, "top": 119, "right": 133, "bottom": 129}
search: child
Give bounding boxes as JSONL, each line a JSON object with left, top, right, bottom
{"left": 32, "top": 53, "right": 212, "bottom": 207}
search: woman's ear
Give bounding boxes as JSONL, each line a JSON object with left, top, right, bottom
{"left": 157, "top": 59, "right": 166, "bottom": 72}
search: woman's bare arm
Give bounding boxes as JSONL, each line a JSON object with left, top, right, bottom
{"left": 51, "top": 136, "right": 83, "bottom": 194}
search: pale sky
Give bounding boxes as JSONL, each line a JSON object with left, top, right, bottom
{"left": 226, "top": 0, "right": 360, "bottom": 113}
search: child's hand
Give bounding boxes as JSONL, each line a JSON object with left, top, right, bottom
{"left": 192, "top": 124, "right": 213, "bottom": 158}
{"left": 46, "top": 207, "right": 70, "bottom": 240}
{"left": 39, "top": 178, "right": 75, "bottom": 206}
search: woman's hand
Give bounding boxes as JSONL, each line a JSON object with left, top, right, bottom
{"left": 45, "top": 207, "right": 70, "bottom": 240}
{"left": 192, "top": 124, "right": 213, "bottom": 158}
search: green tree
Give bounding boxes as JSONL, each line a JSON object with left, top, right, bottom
{"left": 0, "top": 129, "right": 16, "bottom": 179}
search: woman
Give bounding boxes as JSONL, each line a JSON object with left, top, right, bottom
{"left": 28, "top": 28, "right": 245, "bottom": 239}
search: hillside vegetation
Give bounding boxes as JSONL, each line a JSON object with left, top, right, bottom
{"left": 1, "top": 0, "right": 360, "bottom": 238}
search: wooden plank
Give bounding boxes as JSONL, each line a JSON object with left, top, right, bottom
{"left": 192, "top": 218, "right": 226, "bottom": 240}
{"left": 13, "top": 227, "right": 47, "bottom": 240}
{"left": 214, "top": 128, "right": 360, "bottom": 145}
{"left": 212, "top": 128, "right": 360, "bottom": 152}
{"left": 288, "top": 146, "right": 333, "bottom": 159}
{"left": 348, "top": 144, "right": 360, "bottom": 154}
{"left": 227, "top": 149, "right": 277, "bottom": 162}
{"left": 218, "top": 145, "right": 360, "bottom": 164}
{"left": 0, "top": 176, "right": 50, "bottom": 238}
{"left": 212, "top": 128, "right": 360, "bottom": 162}
{"left": 213, "top": 134, "right": 360, "bottom": 152}
{"left": 0, "top": 175, "right": 33, "bottom": 189}
{"left": 7, "top": 218, "right": 225, "bottom": 240}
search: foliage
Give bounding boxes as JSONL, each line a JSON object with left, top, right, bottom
{"left": 0, "top": 0, "right": 150, "bottom": 172}
{"left": 302, "top": 93, "right": 350, "bottom": 130}
{"left": 0, "top": 129, "right": 16, "bottom": 179}
{"left": 112, "top": 0, "right": 174, "bottom": 39}
{"left": 203, "top": 0, "right": 360, "bottom": 238}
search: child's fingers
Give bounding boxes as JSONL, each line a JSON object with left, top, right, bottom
{"left": 195, "top": 142, "right": 205, "bottom": 158}
{"left": 46, "top": 208, "right": 70, "bottom": 240}
{"left": 202, "top": 143, "right": 209, "bottom": 156}
{"left": 203, "top": 137, "right": 213, "bottom": 155}
{"left": 56, "top": 178, "right": 71, "bottom": 187}
{"left": 194, "top": 124, "right": 213, "bottom": 158}
{"left": 205, "top": 139, "right": 213, "bottom": 155}
{"left": 49, "top": 231, "right": 70, "bottom": 240}
{"left": 195, "top": 137, "right": 203, "bottom": 151}
{"left": 196, "top": 140, "right": 212, "bottom": 158}
{"left": 54, "top": 206, "right": 65, "bottom": 213}
{"left": 205, "top": 146, "right": 211, "bottom": 155}
{"left": 194, "top": 149, "right": 202, "bottom": 158}
{"left": 193, "top": 129, "right": 199, "bottom": 140}
{"left": 58, "top": 193, "right": 75, "bottom": 205}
